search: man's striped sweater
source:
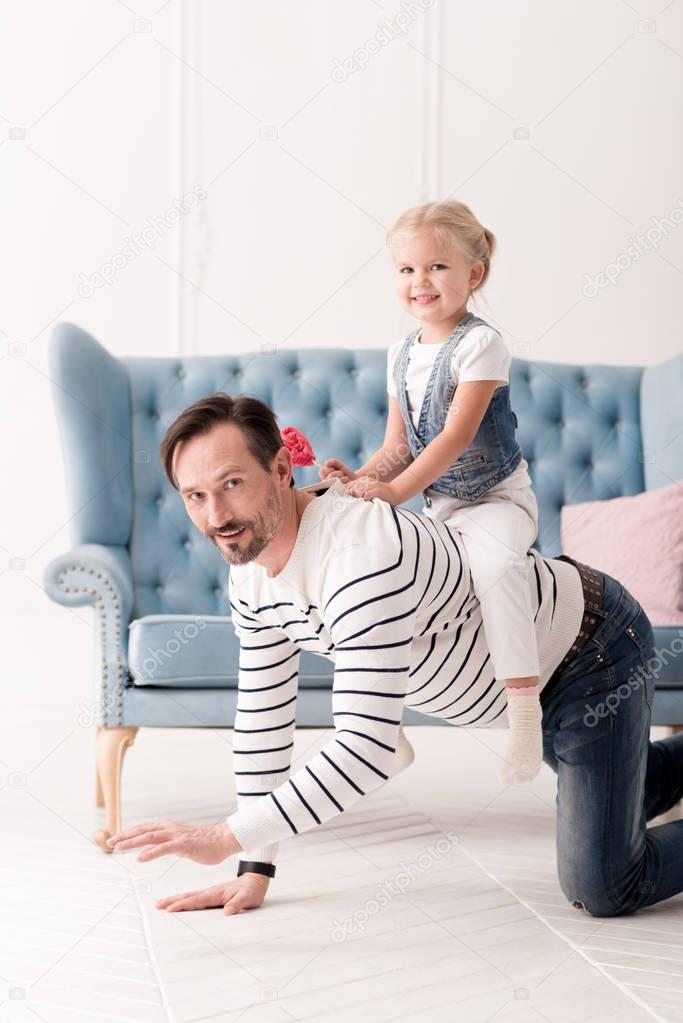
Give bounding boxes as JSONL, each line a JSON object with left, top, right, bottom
{"left": 226, "top": 478, "right": 584, "bottom": 863}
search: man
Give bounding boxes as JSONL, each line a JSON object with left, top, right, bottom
{"left": 108, "top": 393, "right": 683, "bottom": 920}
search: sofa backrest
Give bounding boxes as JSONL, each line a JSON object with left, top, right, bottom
{"left": 509, "top": 358, "right": 645, "bottom": 554}
{"left": 51, "top": 324, "right": 674, "bottom": 621}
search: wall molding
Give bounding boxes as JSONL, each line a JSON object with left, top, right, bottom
{"left": 416, "top": 2, "right": 442, "bottom": 202}
{"left": 176, "top": 0, "right": 209, "bottom": 356}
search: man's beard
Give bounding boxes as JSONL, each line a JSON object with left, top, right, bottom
{"left": 212, "top": 482, "right": 282, "bottom": 566}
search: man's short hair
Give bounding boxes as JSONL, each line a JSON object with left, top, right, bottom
{"left": 159, "top": 391, "right": 295, "bottom": 490}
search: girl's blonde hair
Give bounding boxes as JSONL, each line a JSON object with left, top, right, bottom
{"left": 386, "top": 200, "right": 496, "bottom": 293}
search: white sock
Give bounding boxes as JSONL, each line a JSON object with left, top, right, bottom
{"left": 500, "top": 684, "right": 543, "bottom": 785}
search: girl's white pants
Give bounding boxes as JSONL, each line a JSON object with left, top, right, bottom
{"left": 429, "top": 484, "right": 541, "bottom": 679}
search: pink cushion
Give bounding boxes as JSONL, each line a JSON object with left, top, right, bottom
{"left": 560, "top": 481, "right": 683, "bottom": 625}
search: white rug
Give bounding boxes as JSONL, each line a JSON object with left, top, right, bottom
{"left": 4, "top": 606, "right": 682, "bottom": 1023}
{"left": 0, "top": 791, "right": 169, "bottom": 1022}
{"left": 122, "top": 726, "right": 683, "bottom": 1023}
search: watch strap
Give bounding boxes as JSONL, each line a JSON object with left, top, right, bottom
{"left": 237, "top": 859, "right": 276, "bottom": 879}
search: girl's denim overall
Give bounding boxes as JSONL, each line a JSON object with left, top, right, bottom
{"left": 394, "top": 312, "right": 522, "bottom": 506}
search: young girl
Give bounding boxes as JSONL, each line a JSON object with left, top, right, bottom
{"left": 320, "top": 200, "right": 542, "bottom": 785}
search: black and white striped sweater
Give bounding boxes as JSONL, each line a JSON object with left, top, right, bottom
{"left": 226, "top": 479, "right": 584, "bottom": 863}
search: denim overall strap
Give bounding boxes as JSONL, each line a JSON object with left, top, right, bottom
{"left": 393, "top": 312, "right": 478, "bottom": 460}
{"left": 394, "top": 328, "right": 423, "bottom": 459}
{"left": 415, "top": 311, "right": 479, "bottom": 443}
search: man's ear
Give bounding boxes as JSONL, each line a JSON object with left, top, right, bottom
{"left": 274, "top": 445, "right": 294, "bottom": 489}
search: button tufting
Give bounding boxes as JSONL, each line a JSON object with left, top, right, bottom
{"left": 349, "top": 368, "right": 358, "bottom": 377}
{"left": 155, "top": 496, "right": 163, "bottom": 507}
{"left": 183, "top": 540, "right": 191, "bottom": 550}
{"left": 156, "top": 584, "right": 163, "bottom": 594}
{"left": 293, "top": 369, "right": 301, "bottom": 379}
{"left": 177, "top": 367, "right": 185, "bottom": 379}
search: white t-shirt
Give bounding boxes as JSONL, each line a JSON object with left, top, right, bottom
{"left": 386, "top": 323, "right": 531, "bottom": 514}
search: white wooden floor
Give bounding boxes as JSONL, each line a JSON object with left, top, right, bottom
{"left": 3, "top": 612, "right": 683, "bottom": 1023}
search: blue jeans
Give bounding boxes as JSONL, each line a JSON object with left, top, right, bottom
{"left": 540, "top": 569, "right": 683, "bottom": 917}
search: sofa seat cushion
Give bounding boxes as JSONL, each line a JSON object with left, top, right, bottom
{"left": 127, "top": 614, "right": 335, "bottom": 688}
{"left": 649, "top": 626, "right": 683, "bottom": 688}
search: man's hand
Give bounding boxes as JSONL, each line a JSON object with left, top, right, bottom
{"left": 319, "top": 457, "right": 357, "bottom": 484}
{"left": 106, "top": 819, "right": 241, "bottom": 864}
{"left": 156, "top": 874, "right": 271, "bottom": 915}
{"left": 345, "top": 476, "right": 399, "bottom": 504}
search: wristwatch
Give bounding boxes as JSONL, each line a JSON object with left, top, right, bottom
{"left": 237, "top": 859, "right": 276, "bottom": 879}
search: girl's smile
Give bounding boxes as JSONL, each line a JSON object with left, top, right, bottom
{"left": 393, "top": 229, "right": 484, "bottom": 344}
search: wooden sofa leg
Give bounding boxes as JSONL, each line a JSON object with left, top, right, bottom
{"left": 93, "top": 726, "right": 138, "bottom": 853}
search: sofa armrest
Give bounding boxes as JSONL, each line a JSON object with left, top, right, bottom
{"left": 48, "top": 322, "right": 133, "bottom": 548}
{"left": 641, "top": 352, "right": 683, "bottom": 491}
{"left": 43, "top": 544, "right": 134, "bottom": 727}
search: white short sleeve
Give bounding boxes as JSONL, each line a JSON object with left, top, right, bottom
{"left": 453, "top": 325, "right": 510, "bottom": 385}
{"left": 386, "top": 340, "right": 403, "bottom": 398}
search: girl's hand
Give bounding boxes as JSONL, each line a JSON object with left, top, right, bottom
{"left": 345, "top": 477, "right": 399, "bottom": 505}
{"left": 106, "top": 819, "right": 240, "bottom": 864}
{"left": 156, "top": 873, "right": 271, "bottom": 915}
{"left": 319, "top": 457, "right": 357, "bottom": 484}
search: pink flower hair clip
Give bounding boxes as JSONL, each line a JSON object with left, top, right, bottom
{"left": 280, "top": 426, "right": 323, "bottom": 470}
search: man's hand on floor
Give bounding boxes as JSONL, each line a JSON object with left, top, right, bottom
{"left": 106, "top": 819, "right": 241, "bottom": 864}
{"left": 156, "top": 874, "right": 270, "bottom": 915}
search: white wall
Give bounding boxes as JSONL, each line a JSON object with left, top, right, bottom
{"left": 1, "top": 0, "right": 682, "bottom": 617}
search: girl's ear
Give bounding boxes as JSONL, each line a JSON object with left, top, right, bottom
{"left": 469, "top": 259, "right": 485, "bottom": 290}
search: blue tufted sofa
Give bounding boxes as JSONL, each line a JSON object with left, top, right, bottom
{"left": 43, "top": 322, "right": 683, "bottom": 847}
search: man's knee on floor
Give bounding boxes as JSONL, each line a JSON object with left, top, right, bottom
{"left": 570, "top": 896, "right": 620, "bottom": 918}
{"left": 564, "top": 883, "right": 636, "bottom": 919}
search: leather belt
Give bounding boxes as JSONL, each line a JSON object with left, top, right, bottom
{"left": 543, "top": 554, "right": 605, "bottom": 696}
